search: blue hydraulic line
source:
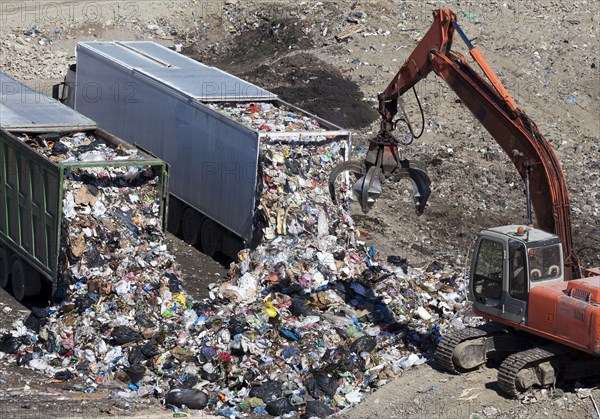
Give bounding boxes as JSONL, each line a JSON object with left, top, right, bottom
{"left": 452, "top": 21, "right": 474, "bottom": 50}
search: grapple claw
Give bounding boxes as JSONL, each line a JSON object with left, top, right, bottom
{"left": 329, "top": 160, "right": 384, "bottom": 213}
{"left": 328, "top": 132, "right": 431, "bottom": 214}
{"left": 354, "top": 166, "right": 382, "bottom": 213}
{"left": 392, "top": 160, "right": 431, "bottom": 214}
{"left": 328, "top": 160, "right": 366, "bottom": 203}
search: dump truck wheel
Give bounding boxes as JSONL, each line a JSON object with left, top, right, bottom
{"left": 167, "top": 198, "right": 183, "bottom": 236}
{"left": 11, "top": 258, "right": 41, "bottom": 301}
{"left": 200, "top": 219, "right": 222, "bottom": 258}
{"left": 182, "top": 208, "right": 201, "bottom": 246}
{"left": 0, "top": 247, "right": 9, "bottom": 288}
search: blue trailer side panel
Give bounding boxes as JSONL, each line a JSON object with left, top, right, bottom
{"left": 74, "top": 47, "right": 260, "bottom": 242}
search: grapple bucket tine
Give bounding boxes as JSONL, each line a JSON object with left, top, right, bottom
{"left": 328, "top": 160, "right": 366, "bottom": 203}
{"left": 406, "top": 163, "right": 431, "bottom": 214}
{"left": 355, "top": 166, "right": 382, "bottom": 213}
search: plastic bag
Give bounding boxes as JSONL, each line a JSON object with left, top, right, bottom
{"left": 164, "top": 387, "right": 209, "bottom": 409}
{"left": 266, "top": 397, "right": 295, "bottom": 416}
{"left": 124, "top": 364, "right": 146, "bottom": 383}
{"left": 0, "top": 334, "right": 22, "bottom": 354}
{"left": 249, "top": 380, "right": 283, "bottom": 402}
{"left": 54, "top": 370, "right": 75, "bottom": 381}
{"left": 304, "top": 371, "right": 339, "bottom": 398}
{"left": 349, "top": 336, "right": 377, "bottom": 354}
{"left": 303, "top": 400, "right": 333, "bottom": 418}
{"left": 111, "top": 326, "right": 142, "bottom": 345}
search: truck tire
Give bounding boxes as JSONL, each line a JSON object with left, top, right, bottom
{"left": 200, "top": 219, "right": 222, "bottom": 258}
{"left": 167, "top": 197, "right": 183, "bottom": 236}
{"left": 0, "top": 247, "right": 9, "bottom": 288}
{"left": 11, "top": 257, "right": 41, "bottom": 301}
{"left": 182, "top": 207, "right": 201, "bottom": 246}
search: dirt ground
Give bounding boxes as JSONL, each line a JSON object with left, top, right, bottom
{"left": 1, "top": 0, "right": 599, "bottom": 418}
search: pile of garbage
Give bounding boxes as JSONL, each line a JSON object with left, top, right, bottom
{"left": 0, "top": 133, "right": 478, "bottom": 418}
{"left": 207, "top": 102, "right": 326, "bottom": 132}
{"left": 17, "top": 131, "right": 142, "bottom": 163}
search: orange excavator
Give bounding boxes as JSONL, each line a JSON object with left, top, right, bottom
{"left": 329, "top": 9, "right": 600, "bottom": 395}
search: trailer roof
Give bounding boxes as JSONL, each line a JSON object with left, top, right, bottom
{"left": 77, "top": 41, "right": 278, "bottom": 102}
{"left": 0, "top": 72, "right": 97, "bottom": 131}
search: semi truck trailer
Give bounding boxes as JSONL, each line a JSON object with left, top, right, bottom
{"left": 54, "top": 41, "right": 351, "bottom": 258}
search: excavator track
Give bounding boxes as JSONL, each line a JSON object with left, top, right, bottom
{"left": 435, "top": 324, "right": 500, "bottom": 374}
{"left": 497, "top": 344, "right": 571, "bottom": 397}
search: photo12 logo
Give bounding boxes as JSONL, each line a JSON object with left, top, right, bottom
{"left": 0, "top": 1, "right": 140, "bottom": 25}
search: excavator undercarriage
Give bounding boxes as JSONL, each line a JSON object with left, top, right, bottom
{"left": 435, "top": 325, "right": 600, "bottom": 396}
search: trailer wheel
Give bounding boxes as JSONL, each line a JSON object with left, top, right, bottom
{"left": 11, "top": 258, "right": 40, "bottom": 301}
{"left": 167, "top": 198, "right": 183, "bottom": 236}
{"left": 182, "top": 207, "right": 201, "bottom": 246}
{"left": 201, "top": 219, "right": 222, "bottom": 258}
{"left": 0, "top": 247, "right": 9, "bottom": 288}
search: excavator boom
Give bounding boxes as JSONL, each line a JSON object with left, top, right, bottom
{"left": 329, "top": 9, "right": 581, "bottom": 278}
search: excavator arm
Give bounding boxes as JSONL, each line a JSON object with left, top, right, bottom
{"left": 329, "top": 9, "right": 581, "bottom": 277}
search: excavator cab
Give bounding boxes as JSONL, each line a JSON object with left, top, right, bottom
{"left": 470, "top": 225, "right": 564, "bottom": 324}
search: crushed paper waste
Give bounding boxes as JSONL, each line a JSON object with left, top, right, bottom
{"left": 0, "top": 122, "right": 481, "bottom": 418}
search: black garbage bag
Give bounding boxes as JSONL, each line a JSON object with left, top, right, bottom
{"left": 266, "top": 397, "right": 295, "bottom": 416}
{"left": 200, "top": 369, "right": 221, "bottom": 382}
{"left": 31, "top": 307, "right": 49, "bottom": 318}
{"left": 54, "top": 370, "right": 75, "bottom": 381}
{"left": 24, "top": 313, "right": 46, "bottom": 333}
{"left": 76, "top": 360, "right": 90, "bottom": 372}
{"left": 51, "top": 140, "right": 69, "bottom": 155}
{"left": 426, "top": 261, "right": 444, "bottom": 272}
{"left": 0, "top": 333, "right": 22, "bottom": 354}
{"left": 75, "top": 295, "right": 95, "bottom": 314}
{"left": 289, "top": 296, "right": 313, "bottom": 317}
{"left": 249, "top": 380, "right": 284, "bottom": 402}
{"left": 16, "top": 352, "right": 33, "bottom": 366}
{"left": 136, "top": 315, "right": 155, "bottom": 329}
{"left": 44, "top": 331, "right": 58, "bottom": 353}
{"left": 86, "top": 250, "right": 104, "bottom": 268}
{"left": 141, "top": 338, "right": 160, "bottom": 358}
{"left": 128, "top": 346, "right": 144, "bottom": 365}
{"left": 228, "top": 316, "right": 247, "bottom": 336}
{"left": 181, "top": 374, "right": 200, "bottom": 388}
{"left": 164, "top": 387, "right": 209, "bottom": 409}
{"left": 243, "top": 370, "right": 258, "bottom": 384}
{"left": 124, "top": 364, "right": 146, "bottom": 383}
{"left": 166, "top": 271, "right": 182, "bottom": 293}
{"left": 304, "top": 371, "right": 339, "bottom": 398}
{"left": 350, "top": 336, "right": 377, "bottom": 354}
{"left": 111, "top": 326, "right": 142, "bottom": 345}
{"left": 303, "top": 400, "right": 334, "bottom": 418}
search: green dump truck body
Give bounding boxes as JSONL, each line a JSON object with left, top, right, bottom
{"left": 0, "top": 72, "right": 168, "bottom": 289}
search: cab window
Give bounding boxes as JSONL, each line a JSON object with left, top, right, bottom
{"left": 509, "top": 240, "right": 527, "bottom": 300}
{"left": 528, "top": 244, "right": 562, "bottom": 282}
{"left": 473, "top": 239, "right": 504, "bottom": 302}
